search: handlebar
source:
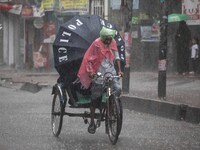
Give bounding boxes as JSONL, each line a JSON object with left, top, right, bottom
{"left": 92, "top": 72, "right": 121, "bottom": 93}
{"left": 93, "top": 72, "right": 121, "bottom": 81}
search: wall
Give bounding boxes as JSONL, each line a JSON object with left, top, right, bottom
{"left": 109, "top": 0, "right": 186, "bottom": 72}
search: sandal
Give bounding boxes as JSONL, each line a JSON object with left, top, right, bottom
{"left": 88, "top": 122, "right": 96, "bottom": 134}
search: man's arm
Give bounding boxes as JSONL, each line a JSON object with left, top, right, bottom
{"left": 113, "top": 50, "right": 123, "bottom": 76}
{"left": 116, "top": 59, "right": 123, "bottom": 76}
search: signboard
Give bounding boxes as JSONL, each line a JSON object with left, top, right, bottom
{"left": 132, "top": 16, "right": 139, "bottom": 24}
{"left": 41, "top": 0, "right": 55, "bottom": 11}
{"left": 182, "top": 0, "right": 200, "bottom": 25}
{"left": 0, "top": 3, "right": 22, "bottom": 15}
{"left": 141, "top": 26, "right": 160, "bottom": 42}
{"left": 59, "top": 0, "right": 88, "bottom": 12}
{"left": 158, "top": 59, "right": 167, "bottom": 71}
{"left": 131, "top": 31, "right": 138, "bottom": 39}
{"left": 124, "top": 32, "right": 132, "bottom": 68}
{"left": 9, "top": 4, "right": 22, "bottom": 15}
{"left": 133, "top": 0, "right": 139, "bottom": 9}
{"left": 32, "top": 6, "right": 44, "bottom": 17}
{"left": 124, "top": 32, "right": 132, "bottom": 47}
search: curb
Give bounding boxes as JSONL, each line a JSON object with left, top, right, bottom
{"left": 122, "top": 96, "right": 200, "bottom": 124}
{"left": 1, "top": 70, "right": 200, "bottom": 124}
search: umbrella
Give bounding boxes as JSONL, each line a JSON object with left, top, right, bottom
{"left": 53, "top": 14, "right": 125, "bottom": 68}
{"left": 168, "top": 13, "right": 190, "bottom": 23}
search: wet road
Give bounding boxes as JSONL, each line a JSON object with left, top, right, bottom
{"left": 0, "top": 86, "right": 200, "bottom": 150}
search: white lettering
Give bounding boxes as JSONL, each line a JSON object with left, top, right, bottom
{"left": 118, "top": 36, "right": 122, "bottom": 41}
{"left": 60, "top": 39, "right": 69, "bottom": 43}
{"left": 100, "top": 19, "right": 113, "bottom": 28}
{"left": 76, "top": 19, "right": 83, "bottom": 26}
{"left": 100, "top": 19, "right": 105, "bottom": 26}
{"left": 59, "top": 55, "right": 68, "bottom": 62}
{"left": 68, "top": 25, "right": 76, "bottom": 30}
{"left": 106, "top": 23, "right": 112, "bottom": 28}
{"left": 60, "top": 31, "right": 71, "bottom": 43}
{"left": 120, "top": 54, "right": 124, "bottom": 60}
{"left": 67, "top": 19, "right": 83, "bottom": 30}
{"left": 62, "top": 31, "right": 71, "bottom": 37}
{"left": 120, "top": 45, "right": 124, "bottom": 51}
{"left": 58, "top": 47, "right": 67, "bottom": 53}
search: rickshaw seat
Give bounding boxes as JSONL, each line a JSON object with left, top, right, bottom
{"left": 67, "top": 78, "right": 106, "bottom": 106}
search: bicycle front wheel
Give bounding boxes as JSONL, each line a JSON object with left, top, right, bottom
{"left": 106, "top": 95, "right": 122, "bottom": 145}
{"left": 51, "top": 91, "right": 64, "bottom": 137}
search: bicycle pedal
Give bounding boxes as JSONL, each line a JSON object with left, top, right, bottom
{"left": 84, "top": 118, "right": 88, "bottom": 124}
{"left": 96, "top": 120, "right": 101, "bottom": 128}
{"left": 84, "top": 111, "right": 90, "bottom": 115}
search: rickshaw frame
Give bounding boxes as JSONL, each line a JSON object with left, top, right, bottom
{"left": 51, "top": 72, "right": 123, "bottom": 145}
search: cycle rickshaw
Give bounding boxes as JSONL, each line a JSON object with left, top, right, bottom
{"left": 51, "top": 71, "right": 123, "bottom": 144}
{"left": 51, "top": 15, "right": 125, "bottom": 145}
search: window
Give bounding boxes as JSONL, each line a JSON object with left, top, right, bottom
{"left": 91, "top": 0, "right": 104, "bottom": 17}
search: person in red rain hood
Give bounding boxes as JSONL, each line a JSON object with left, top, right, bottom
{"left": 77, "top": 26, "right": 123, "bottom": 134}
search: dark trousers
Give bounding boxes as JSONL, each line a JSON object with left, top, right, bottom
{"left": 189, "top": 58, "right": 198, "bottom": 72}
{"left": 90, "top": 79, "right": 121, "bottom": 107}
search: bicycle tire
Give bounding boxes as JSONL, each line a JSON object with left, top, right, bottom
{"left": 118, "top": 98, "right": 123, "bottom": 135}
{"left": 106, "top": 95, "right": 121, "bottom": 145}
{"left": 51, "top": 91, "right": 64, "bottom": 137}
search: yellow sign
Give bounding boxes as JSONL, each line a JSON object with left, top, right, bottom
{"left": 41, "top": 0, "right": 55, "bottom": 10}
{"left": 59, "top": 0, "right": 88, "bottom": 12}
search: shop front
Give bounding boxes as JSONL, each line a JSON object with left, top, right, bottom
{"left": 23, "top": 15, "right": 56, "bottom": 71}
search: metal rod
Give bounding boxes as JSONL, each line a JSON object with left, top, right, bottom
{"left": 63, "top": 112, "right": 103, "bottom": 119}
{"left": 158, "top": 1, "right": 168, "bottom": 99}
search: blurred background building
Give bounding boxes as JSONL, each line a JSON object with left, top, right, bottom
{"left": 0, "top": 0, "right": 200, "bottom": 72}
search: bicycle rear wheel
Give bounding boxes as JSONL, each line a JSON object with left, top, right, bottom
{"left": 51, "top": 91, "right": 64, "bottom": 137}
{"left": 118, "top": 98, "right": 123, "bottom": 135}
{"left": 106, "top": 95, "right": 122, "bottom": 145}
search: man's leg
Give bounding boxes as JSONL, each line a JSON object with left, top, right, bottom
{"left": 88, "top": 101, "right": 96, "bottom": 134}
{"left": 88, "top": 83, "right": 103, "bottom": 134}
{"left": 112, "top": 78, "right": 122, "bottom": 97}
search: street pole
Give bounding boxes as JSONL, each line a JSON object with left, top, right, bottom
{"left": 121, "top": 0, "right": 132, "bottom": 94}
{"left": 89, "top": 0, "right": 92, "bottom": 14}
{"left": 158, "top": 1, "right": 168, "bottom": 99}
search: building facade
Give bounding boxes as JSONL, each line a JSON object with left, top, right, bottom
{"left": 0, "top": 0, "right": 200, "bottom": 73}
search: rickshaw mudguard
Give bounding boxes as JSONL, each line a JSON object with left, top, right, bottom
{"left": 52, "top": 83, "right": 67, "bottom": 105}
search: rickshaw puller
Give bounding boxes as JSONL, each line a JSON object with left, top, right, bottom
{"left": 78, "top": 27, "right": 123, "bottom": 134}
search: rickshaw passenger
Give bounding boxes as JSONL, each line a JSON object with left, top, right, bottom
{"left": 77, "top": 27, "right": 123, "bottom": 134}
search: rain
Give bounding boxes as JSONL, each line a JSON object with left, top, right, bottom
{"left": 0, "top": 0, "right": 200, "bottom": 149}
